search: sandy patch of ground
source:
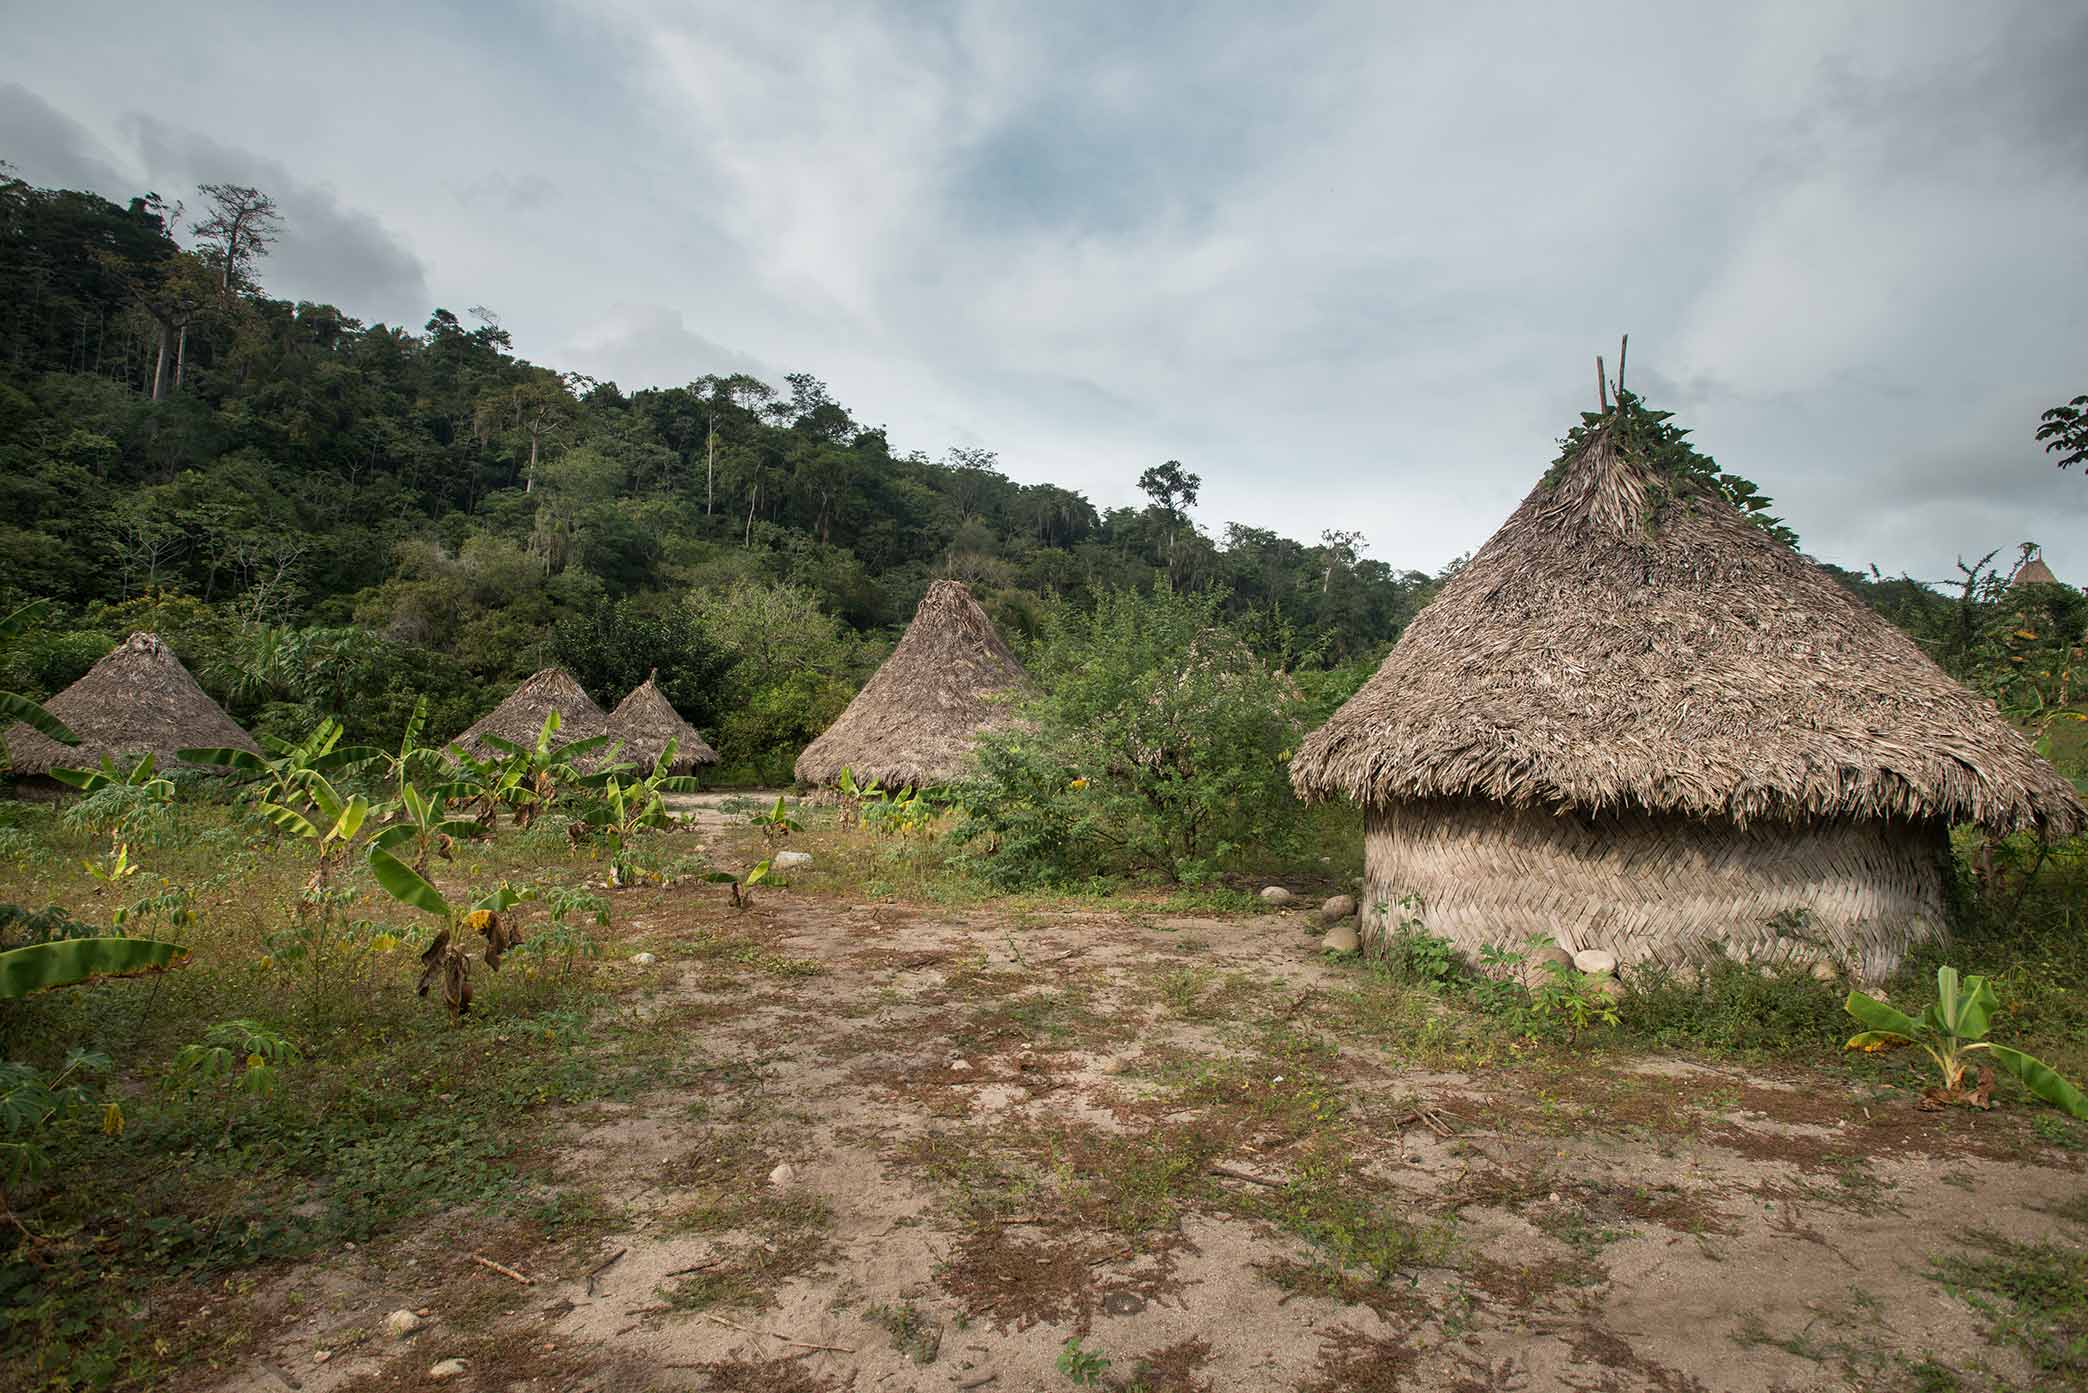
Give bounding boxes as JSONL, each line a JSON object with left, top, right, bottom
{"left": 204, "top": 875, "right": 2084, "bottom": 1393}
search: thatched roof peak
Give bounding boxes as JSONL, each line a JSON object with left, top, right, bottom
{"left": 451, "top": 667, "right": 609, "bottom": 763}
{"left": 608, "top": 671, "right": 718, "bottom": 773}
{"left": 2013, "top": 553, "right": 2060, "bottom": 588}
{"left": 1291, "top": 403, "right": 2085, "bottom": 836}
{"left": 794, "top": 579, "right": 1033, "bottom": 789}
{"left": 4, "top": 630, "right": 260, "bottom": 776}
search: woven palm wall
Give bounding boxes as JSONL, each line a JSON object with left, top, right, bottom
{"left": 1360, "top": 798, "right": 1950, "bottom": 983}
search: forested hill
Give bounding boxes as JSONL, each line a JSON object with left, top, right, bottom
{"left": 0, "top": 172, "right": 1455, "bottom": 776}
{"left": 0, "top": 171, "right": 2071, "bottom": 781}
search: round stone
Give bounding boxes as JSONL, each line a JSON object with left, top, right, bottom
{"left": 1260, "top": 886, "right": 1295, "bottom": 906}
{"left": 385, "top": 1309, "right": 425, "bottom": 1339}
{"left": 1319, "top": 894, "right": 1358, "bottom": 923}
{"left": 1590, "top": 975, "right": 1626, "bottom": 1001}
{"left": 768, "top": 1163, "right": 798, "bottom": 1191}
{"left": 1322, "top": 923, "right": 1360, "bottom": 954}
{"left": 1572, "top": 949, "right": 1618, "bottom": 975}
{"left": 1810, "top": 959, "right": 1840, "bottom": 983}
{"left": 630, "top": 952, "right": 657, "bottom": 965}
{"left": 429, "top": 1360, "right": 468, "bottom": 1382}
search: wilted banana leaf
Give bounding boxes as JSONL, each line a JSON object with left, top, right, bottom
{"left": 0, "top": 937, "right": 183, "bottom": 998}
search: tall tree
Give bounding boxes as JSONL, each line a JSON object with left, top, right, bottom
{"left": 474, "top": 375, "right": 578, "bottom": 492}
{"left": 1138, "top": 459, "right": 1201, "bottom": 585}
{"left": 191, "top": 184, "right": 282, "bottom": 293}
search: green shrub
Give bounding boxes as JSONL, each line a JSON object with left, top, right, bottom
{"left": 953, "top": 586, "right": 1307, "bottom": 887}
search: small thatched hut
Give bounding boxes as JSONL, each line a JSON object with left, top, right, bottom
{"left": 607, "top": 671, "right": 718, "bottom": 774}
{"left": 794, "top": 580, "right": 1032, "bottom": 790}
{"left": 2013, "top": 553, "right": 2060, "bottom": 588}
{"left": 4, "top": 631, "right": 260, "bottom": 777}
{"left": 1291, "top": 393, "right": 2084, "bottom": 983}
{"left": 451, "top": 668, "right": 610, "bottom": 764}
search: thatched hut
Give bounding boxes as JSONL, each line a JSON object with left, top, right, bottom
{"left": 4, "top": 631, "right": 260, "bottom": 777}
{"left": 451, "top": 668, "right": 610, "bottom": 764}
{"left": 2012, "top": 553, "right": 2060, "bottom": 588}
{"left": 607, "top": 671, "right": 718, "bottom": 773}
{"left": 1291, "top": 395, "right": 2084, "bottom": 983}
{"left": 794, "top": 580, "right": 1032, "bottom": 790}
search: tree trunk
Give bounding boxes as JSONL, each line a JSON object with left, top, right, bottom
{"left": 151, "top": 322, "right": 170, "bottom": 401}
{"left": 526, "top": 430, "right": 537, "bottom": 493}
{"left": 706, "top": 423, "right": 716, "bottom": 516}
{"left": 174, "top": 322, "right": 188, "bottom": 391}
{"left": 744, "top": 478, "right": 759, "bottom": 547}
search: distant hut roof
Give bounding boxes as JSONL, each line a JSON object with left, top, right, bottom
{"left": 4, "top": 631, "right": 260, "bottom": 776}
{"left": 794, "top": 580, "right": 1033, "bottom": 789}
{"left": 2013, "top": 554, "right": 2060, "bottom": 588}
{"left": 1291, "top": 399, "right": 2085, "bottom": 837}
{"left": 451, "top": 668, "right": 610, "bottom": 763}
{"left": 607, "top": 671, "right": 718, "bottom": 772}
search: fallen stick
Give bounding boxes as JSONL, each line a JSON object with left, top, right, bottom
{"left": 470, "top": 1254, "right": 534, "bottom": 1285}
{"left": 956, "top": 1375, "right": 999, "bottom": 1389}
{"left": 702, "top": 1312, "right": 854, "bottom": 1354}
{"left": 1209, "top": 1164, "right": 1287, "bottom": 1189}
{"left": 586, "top": 1247, "right": 626, "bottom": 1296}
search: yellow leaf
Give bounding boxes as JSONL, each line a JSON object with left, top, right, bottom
{"left": 247, "top": 1053, "right": 264, "bottom": 1072}
{"left": 465, "top": 908, "right": 495, "bottom": 931}
{"left": 257, "top": 955, "right": 273, "bottom": 970}
{"left": 2014, "top": 629, "right": 2039, "bottom": 640}
{"left": 102, "top": 1102, "right": 125, "bottom": 1136}
{"left": 372, "top": 933, "right": 400, "bottom": 953}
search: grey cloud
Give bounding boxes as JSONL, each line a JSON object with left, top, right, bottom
{"left": 0, "top": 84, "right": 132, "bottom": 197}
{"left": 119, "top": 114, "right": 432, "bottom": 326}
{"left": 556, "top": 303, "right": 774, "bottom": 393}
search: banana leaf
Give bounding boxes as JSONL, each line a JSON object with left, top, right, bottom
{"left": 1844, "top": 992, "right": 1925, "bottom": 1040}
{"left": 369, "top": 846, "right": 450, "bottom": 917}
{"left": 1983, "top": 1044, "right": 2088, "bottom": 1121}
{"left": 1, "top": 691, "right": 75, "bottom": 746}
{"left": 0, "top": 937, "right": 183, "bottom": 998}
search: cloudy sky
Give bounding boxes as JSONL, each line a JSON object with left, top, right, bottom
{"left": 6, "top": 1, "right": 2085, "bottom": 581}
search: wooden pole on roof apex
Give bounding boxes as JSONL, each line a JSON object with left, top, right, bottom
{"left": 1616, "top": 334, "right": 1628, "bottom": 397}
{"left": 1596, "top": 356, "right": 1609, "bottom": 412}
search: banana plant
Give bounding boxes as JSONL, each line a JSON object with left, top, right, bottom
{"left": 704, "top": 859, "right": 772, "bottom": 910}
{"left": 370, "top": 781, "right": 485, "bottom": 874}
{"left": 49, "top": 752, "right": 174, "bottom": 801}
{"left": 0, "top": 600, "right": 77, "bottom": 769}
{"left": 367, "top": 846, "right": 533, "bottom": 1018}
{"left": 373, "top": 694, "right": 449, "bottom": 793}
{"left": 0, "top": 936, "right": 184, "bottom": 999}
{"left": 575, "top": 739, "right": 703, "bottom": 883}
{"left": 836, "top": 766, "right": 886, "bottom": 828}
{"left": 463, "top": 710, "right": 611, "bottom": 828}
{"left": 182, "top": 717, "right": 381, "bottom": 815}
{"left": 748, "top": 794, "right": 801, "bottom": 846}
{"left": 1846, "top": 965, "right": 2088, "bottom": 1119}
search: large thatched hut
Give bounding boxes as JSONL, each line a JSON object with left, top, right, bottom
{"left": 4, "top": 631, "right": 260, "bottom": 777}
{"left": 451, "top": 668, "right": 610, "bottom": 764}
{"left": 1291, "top": 394, "right": 2084, "bottom": 983}
{"left": 607, "top": 672, "right": 718, "bottom": 774}
{"left": 794, "top": 580, "right": 1032, "bottom": 790}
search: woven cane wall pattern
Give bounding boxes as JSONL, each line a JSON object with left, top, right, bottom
{"left": 1360, "top": 799, "right": 1950, "bottom": 983}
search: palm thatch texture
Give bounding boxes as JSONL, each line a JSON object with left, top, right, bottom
{"left": 608, "top": 671, "right": 718, "bottom": 773}
{"left": 450, "top": 668, "right": 611, "bottom": 766}
{"left": 1292, "top": 389, "right": 2084, "bottom": 979}
{"left": 4, "top": 631, "right": 259, "bottom": 776}
{"left": 2013, "top": 553, "right": 2060, "bottom": 587}
{"left": 794, "top": 579, "right": 1034, "bottom": 790}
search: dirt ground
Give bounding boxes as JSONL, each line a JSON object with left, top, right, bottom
{"left": 200, "top": 849, "right": 2081, "bottom": 1393}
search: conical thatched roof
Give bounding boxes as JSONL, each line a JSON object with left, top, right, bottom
{"left": 1292, "top": 400, "right": 2085, "bottom": 837}
{"left": 2013, "top": 554, "right": 2060, "bottom": 588}
{"left": 451, "top": 667, "right": 610, "bottom": 763}
{"left": 794, "top": 580, "right": 1033, "bottom": 789}
{"left": 4, "top": 631, "right": 259, "bottom": 776}
{"left": 608, "top": 671, "right": 718, "bottom": 772}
